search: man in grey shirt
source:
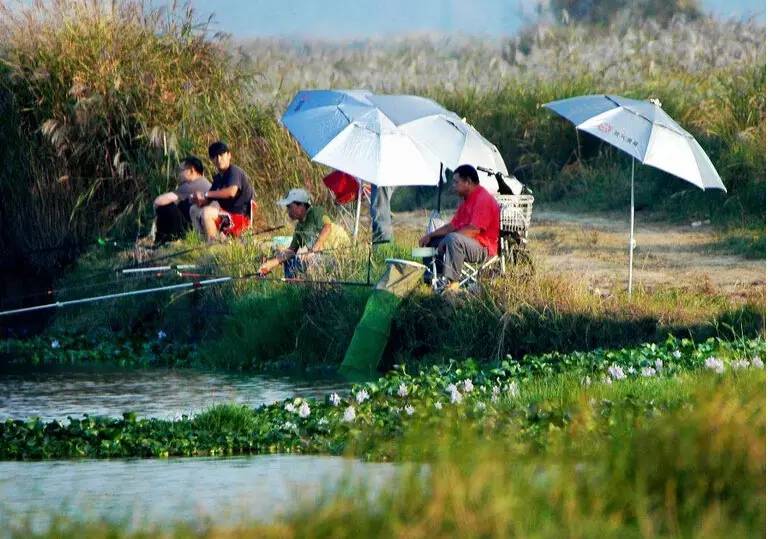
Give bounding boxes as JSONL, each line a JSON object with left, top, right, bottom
{"left": 152, "top": 156, "right": 211, "bottom": 243}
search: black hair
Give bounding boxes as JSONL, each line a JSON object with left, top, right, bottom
{"left": 208, "top": 141, "right": 230, "bottom": 159}
{"left": 180, "top": 156, "right": 204, "bottom": 175}
{"left": 454, "top": 164, "right": 479, "bottom": 184}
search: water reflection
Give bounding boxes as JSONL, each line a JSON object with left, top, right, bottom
{"left": 0, "top": 455, "right": 402, "bottom": 533}
{"left": 0, "top": 369, "right": 350, "bottom": 421}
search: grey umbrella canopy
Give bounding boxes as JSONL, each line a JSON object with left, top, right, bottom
{"left": 543, "top": 94, "right": 726, "bottom": 295}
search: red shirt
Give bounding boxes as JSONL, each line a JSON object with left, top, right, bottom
{"left": 450, "top": 185, "right": 500, "bottom": 256}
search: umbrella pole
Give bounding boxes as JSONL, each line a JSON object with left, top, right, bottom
{"left": 628, "top": 159, "right": 635, "bottom": 297}
{"left": 436, "top": 163, "right": 444, "bottom": 213}
{"left": 353, "top": 179, "right": 363, "bottom": 240}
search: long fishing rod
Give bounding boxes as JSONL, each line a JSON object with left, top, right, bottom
{"left": 0, "top": 277, "right": 232, "bottom": 317}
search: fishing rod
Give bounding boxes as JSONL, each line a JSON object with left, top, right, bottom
{"left": 0, "top": 277, "right": 233, "bottom": 317}
{"left": 121, "top": 264, "right": 197, "bottom": 275}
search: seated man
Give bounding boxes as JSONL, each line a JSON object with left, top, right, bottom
{"left": 418, "top": 164, "right": 500, "bottom": 290}
{"left": 152, "top": 156, "right": 211, "bottom": 244}
{"left": 258, "top": 188, "right": 350, "bottom": 278}
{"left": 190, "top": 141, "right": 255, "bottom": 242}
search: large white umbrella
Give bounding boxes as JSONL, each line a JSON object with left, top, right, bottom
{"left": 543, "top": 94, "right": 727, "bottom": 295}
{"left": 281, "top": 90, "right": 443, "bottom": 187}
{"left": 367, "top": 94, "right": 509, "bottom": 197}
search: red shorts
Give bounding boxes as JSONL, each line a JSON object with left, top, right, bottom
{"left": 215, "top": 211, "right": 250, "bottom": 237}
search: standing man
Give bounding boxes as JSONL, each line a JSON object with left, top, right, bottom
{"left": 152, "top": 156, "right": 211, "bottom": 244}
{"left": 190, "top": 141, "right": 255, "bottom": 242}
{"left": 370, "top": 185, "right": 395, "bottom": 243}
{"left": 418, "top": 164, "right": 499, "bottom": 290}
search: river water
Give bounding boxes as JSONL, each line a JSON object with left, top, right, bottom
{"left": 0, "top": 368, "right": 388, "bottom": 533}
{"left": 0, "top": 455, "right": 403, "bottom": 533}
{"left": 0, "top": 368, "right": 350, "bottom": 421}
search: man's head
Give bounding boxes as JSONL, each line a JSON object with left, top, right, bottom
{"left": 208, "top": 141, "right": 231, "bottom": 173}
{"left": 178, "top": 156, "right": 204, "bottom": 182}
{"left": 278, "top": 188, "right": 312, "bottom": 221}
{"left": 452, "top": 164, "right": 480, "bottom": 198}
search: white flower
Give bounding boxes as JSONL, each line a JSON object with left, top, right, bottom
{"left": 462, "top": 379, "right": 474, "bottom": 393}
{"left": 602, "top": 375, "right": 613, "bottom": 385}
{"left": 404, "top": 404, "right": 415, "bottom": 416}
{"left": 474, "top": 402, "right": 487, "bottom": 412}
{"left": 655, "top": 359, "right": 664, "bottom": 371}
{"left": 450, "top": 388, "right": 463, "bottom": 404}
{"left": 157, "top": 330, "right": 167, "bottom": 340}
{"left": 281, "top": 421, "right": 296, "bottom": 431}
{"left": 507, "top": 381, "right": 519, "bottom": 398}
{"left": 50, "top": 339, "right": 60, "bottom": 349}
{"left": 434, "top": 401, "right": 443, "bottom": 410}
{"left": 732, "top": 358, "right": 750, "bottom": 370}
{"left": 284, "top": 402, "right": 296, "bottom": 413}
{"left": 627, "top": 366, "right": 636, "bottom": 375}
{"left": 582, "top": 376, "right": 591, "bottom": 387}
{"left": 298, "top": 402, "right": 311, "bottom": 418}
{"left": 445, "top": 383, "right": 457, "bottom": 394}
{"left": 397, "top": 383, "right": 408, "bottom": 397}
{"left": 752, "top": 356, "right": 765, "bottom": 369}
{"left": 608, "top": 364, "right": 626, "bottom": 380}
{"left": 317, "top": 417, "right": 329, "bottom": 426}
{"left": 704, "top": 356, "right": 724, "bottom": 374}
{"left": 640, "top": 367, "right": 656, "bottom": 377}
{"left": 343, "top": 406, "right": 356, "bottom": 422}
{"left": 355, "top": 389, "right": 369, "bottom": 404}
{"left": 672, "top": 350, "right": 682, "bottom": 359}
{"left": 329, "top": 393, "right": 341, "bottom": 406}
{"left": 492, "top": 385, "right": 500, "bottom": 396}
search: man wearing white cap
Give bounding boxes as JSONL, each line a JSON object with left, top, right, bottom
{"left": 258, "top": 188, "right": 349, "bottom": 277}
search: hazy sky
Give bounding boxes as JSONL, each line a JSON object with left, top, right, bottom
{"left": 190, "top": 0, "right": 765, "bottom": 39}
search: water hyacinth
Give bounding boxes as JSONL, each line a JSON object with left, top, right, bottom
{"left": 608, "top": 365, "right": 626, "bottom": 381}
{"left": 655, "top": 359, "right": 664, "bottom": 372}
{"left": 355, "top": 389, "right": 370, "bottom": 404}
{"left": 157, "top": 330, "right": 166, "bottom": 341}
{"left": 474, "top": 402, "right": 487, "bottom": 413}
{"left": 640, "top": 367, "right": 656, "bottom": 378}
{"left": 462, "top": 379, "right": 474, "bottom": 393}
{"left": 506, "top": 381, "right": 520, "bottom": 398}
{"left": 602, "top": 375, "right": 613, "bottom": 385}
{"left": 752, "top": 356, "right": 765, "bottom": 369}
{"left": 281, "top": 421, "right": 297, "bottom": 431}
{"left": 582, "top": 376, "right": 591, "bottom": 387}
{"left": 704, "top": 357, "right": 725, "bottom": 374}
{"left": 397, "top": 383, "right": 409, "bottom": 398}
{"left": 672, "top": 350, "right": 682, "bottom": 359}
{"left": 343, "top": 406, "right": 356, "bottom": 423}
{"left": 50, "top": 339, "right": 60, "bottom": 349}
{"left": 450, "top": 388, "right": 463, "bottom": 404}
{"left": 329, "top": 393, "right": 341, "bottom": 406}
{"left": 732, "top": 358, "right": 750, "bottom": 370}
{"left": 317, "top": 417, "right": 329, "bottom": 426}
{"left": 284, "top": 402, "right": 296, "bottom": 413}
{"left": 434, "top": 401, "right": 443, "bottom": 410}
{"left": 404, "top": 404, "right": 415, "bottom": 416}
{"left": 298, "top": 402, "right": 311, "bottom": 419}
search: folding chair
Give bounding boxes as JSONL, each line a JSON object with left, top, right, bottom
{"left": 458, "top": 255, "right": 500, "bottom": 289}
{"left": 322, "top": 170, "right": 371, "bottom": 238}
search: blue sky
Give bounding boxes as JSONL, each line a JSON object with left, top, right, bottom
{"left": 192, "top": 0, "right": 765, "bottom": 39}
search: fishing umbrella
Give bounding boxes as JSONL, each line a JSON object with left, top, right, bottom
{"left": 543, "top": 94, "right": 726, "bottom": 295}
{"left": 282, "top": 89, "right": 444, "bottom": 187}
{"left": 367, "top": 94, "right": 509, "bottom": 208}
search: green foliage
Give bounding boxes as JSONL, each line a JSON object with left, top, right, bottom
{"left": 0, "top": 335, "right": 763, "bottom": 460}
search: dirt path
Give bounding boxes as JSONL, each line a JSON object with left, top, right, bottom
{"left": 393, "top": 208, "right": 765, "bottom": 301}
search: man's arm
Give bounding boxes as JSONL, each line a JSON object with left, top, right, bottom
{"left": 311, "top": 223, "right": 333, "bottom": 252}
{"left": 154, "top": 192, "right": 179, "bottom": 208}
{"left": 205, "top": 185, "right": 239, "bottom": 199}
{"left": 418, "top": 222, "right": 455, "bottom": 247}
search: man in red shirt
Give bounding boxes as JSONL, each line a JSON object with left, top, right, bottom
{"left": 419, "top": 164, "right": 500, "bottom": 287}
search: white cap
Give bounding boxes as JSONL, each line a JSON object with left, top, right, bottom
{"left": 277, "top": 188, "right": 311, "bottom": 206}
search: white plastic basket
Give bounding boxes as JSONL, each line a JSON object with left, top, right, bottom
{"left": 495, "top": 194, "right": 534, "bottom": 233}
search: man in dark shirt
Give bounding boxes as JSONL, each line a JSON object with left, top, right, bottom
{"left": 190, "top": 141, "right": 255, "bottom": 242}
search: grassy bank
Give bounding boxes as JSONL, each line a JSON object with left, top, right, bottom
{"left": 5, "top": 352, "right": 765, "bottom": 536}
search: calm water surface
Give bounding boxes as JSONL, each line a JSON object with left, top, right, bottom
{"left": 0, "top": 368, "right": 351, "bottom": 421}
{"left": 0, "top": 455, "right": 403, "bottom": 533}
